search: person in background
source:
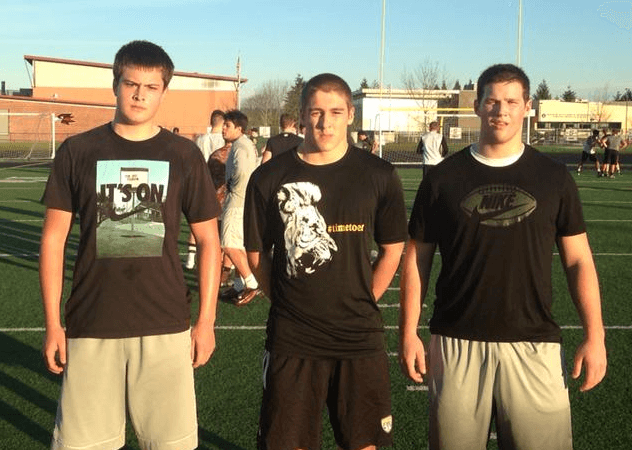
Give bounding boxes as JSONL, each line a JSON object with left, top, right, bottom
{"left": 261, "top": 113, "right": 303, "bottom": 164}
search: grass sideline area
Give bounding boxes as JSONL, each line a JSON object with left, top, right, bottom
{"left": 1, "top": 160, "right": 631, "bottom": 449}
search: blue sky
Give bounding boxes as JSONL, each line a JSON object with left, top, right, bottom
{"left": 1, "top": 0, "right": 631, "bottom": 100}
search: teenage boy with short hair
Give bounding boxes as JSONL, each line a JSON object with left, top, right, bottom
{"left": 399, "top": 64, "right": 607, "bottom": 450}
{"left": 244, "top": 73, "right": 407, "bottom": 450}
{"left": 40, "top": 40, "right": 221, "bottom": 450}
{"left": 260, "top": 113, "right": 303, "bottom": 164}
{"left": 219, "top": 110, "right": 260, "bottom": 306}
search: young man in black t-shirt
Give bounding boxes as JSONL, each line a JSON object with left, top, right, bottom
{"left": 260, "top": 113, "right": 303, "bottom": 164}
{"left": 40, "top": 41, "right": 221, "bottom": 450}
{"left": 244, "top": 73, "right": 407, "bottom": 450}
{"left": 399, "top": 64, "right": 607, "bottom": 450}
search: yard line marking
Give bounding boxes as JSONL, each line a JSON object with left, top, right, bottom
{"left": 582, "top": 201, "right": 632, "bottom": 204}
{"left": 0, "top": 232, "right": 42, "bottom": 246}
{"left": 406, "top": 386, "right": 429, "bottom": 391}
{"left": 3, "top": 325, "right": 632, "bottom": 332}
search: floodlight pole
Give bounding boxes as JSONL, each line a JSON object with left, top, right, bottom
{"left": 516, "top": 0, "right": 523, "bottom": 67}
{"left": 236, "top": 56, "right": 241, "bottom": 110}
{"left": 378, "top": 0, "right": 386, "bottom": 157}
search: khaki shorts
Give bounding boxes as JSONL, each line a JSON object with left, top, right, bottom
{"left": 428, "top": 335, "right": 572, "bottom": 450}
{"left": 221, "top": 206, "right": 244, "bottom": 250}
{"left": 51, "top": 330, "right": 197, "bottom": 450}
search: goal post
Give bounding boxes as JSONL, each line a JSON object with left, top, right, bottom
{"left": 375, "top": 106, "right": 533, "bottom": 166}
{"left": 375, "top": 106, "right": 480, "bottom": 166}
{"left": 0, "top": 112, "right": 55, "bottom": 160}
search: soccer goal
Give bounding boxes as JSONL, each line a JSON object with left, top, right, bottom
{"left": 376, "top": 107, "right": 480, "bottom": 166}
{"left": 0, "top": 112, "right": 56, "bottom": 159}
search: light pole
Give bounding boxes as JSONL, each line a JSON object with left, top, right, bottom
{"left": 517, "top": 0, "right": 523, "bottom": 67}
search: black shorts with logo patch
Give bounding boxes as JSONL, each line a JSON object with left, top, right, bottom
{"left": 257, "top": 351, "right": 393, "bottom": 450}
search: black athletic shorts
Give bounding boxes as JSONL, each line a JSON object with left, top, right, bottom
{"left": 581, "top": 151, "right": 597, "bottom": 163}
{"left": 607, "top": 149, "right": 619, "bottom": 165}
{"left": 257, "top": 351, "right": 393, "bottom": 450}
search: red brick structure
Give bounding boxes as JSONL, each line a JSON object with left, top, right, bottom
{"left": 0, "top": 55, "right": 245, "bottom": 144}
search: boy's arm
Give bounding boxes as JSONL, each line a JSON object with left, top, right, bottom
{"left": 261, "top": 145, "right": 272, "bottom": 164}
{"left": 40, "top": 208, "right": 73, "bottom": 374}
{"left": 189, "top": 218, "right": 221, "bottom": 368}
{"left": 371, "top": 241, "right": 405, "bottom": 301}
{"left": 399, "top": 238, "right": 436, "bottom": 383}
{"left": 557, "top": 232, "right": 607, "bottom": 391}
{"left": 247, "top": 250, "right": 272, "bottom": 299}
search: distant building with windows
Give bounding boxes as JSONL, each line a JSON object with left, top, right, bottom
{"left": 535, "top": 99, "right": 631, "bottom": 141}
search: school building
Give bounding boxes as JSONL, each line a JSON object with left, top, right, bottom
{"left": 0, "top": 54, "right": 245, "bottom": 144}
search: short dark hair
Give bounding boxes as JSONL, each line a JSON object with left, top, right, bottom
{"left": 210, "top": 110, "right": 225, "bottom": 126}
{"left": 476, "top": 64, "right": 530, "bottom": 104}
{"left": 357, "top": 130, "right": 367, "bottom": 136}
{"left": 279, "top": 113, "right": 296, "bottom": 129}
{"left": 592, "top": 129, "right": 600, "bottom": 136}
{"left": 113, "top": 40, "right": 174, "bottom": 89}
{"left": 300, "top": 73, "right": 353, "bottom": 114}
{"left": 224, "top": 110, "right": 248, "bottom": 133}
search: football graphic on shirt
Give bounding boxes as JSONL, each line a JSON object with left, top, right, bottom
{"left": 277, "top": 182, "right": 337, "bottom": 277}
{"left": 460, "top": 184, "right": 537, "bottom": 227}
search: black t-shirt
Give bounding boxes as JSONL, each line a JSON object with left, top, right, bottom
{"left": 408, "top": 145, "right": 586, "bottom": 343}
{"left": 43, "top": 123, "right": 220, "bottom": 338}
{"left": 244, "top": 147, "right": 407, "bottom": 358}
{"left": 264, "top": 132, "right": 304, "bottom": 159}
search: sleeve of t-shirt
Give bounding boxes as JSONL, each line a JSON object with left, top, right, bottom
{"left": 243, "top": 171, "right": 270, "bottom": 253}
{"left": 374, "top": 167, "right": 408, "bottom": 244}
{"left": 556, "top": 170, "right": 586, "bottom": 237}
{"left": 408, "top": 176, "right": 439, "bottom": 243}
{"left": 182, "top": 149, "right": 221, "bottom": 223}
{"left": 41, "top": 139, "right": 75, "bottom": 213}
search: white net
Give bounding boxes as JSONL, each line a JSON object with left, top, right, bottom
{"left": 0, "top": 112, "right": 54, "bottom": 159}
{"left": 378, "top": 113, "right": 480, "bottom": 166}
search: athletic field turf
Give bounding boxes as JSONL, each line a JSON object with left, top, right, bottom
{"left": 1, "top": 156, "right": 631, "bottom": 449}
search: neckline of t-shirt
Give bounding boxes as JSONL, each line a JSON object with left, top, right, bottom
{"left": 293, "top": 145, "right": 352, "bottom": 168}
{"left": 108, "top": 122, "right": 167, "bottom": 145}
{"left": 469, "top": 143, "right": 525, "bottom": 167}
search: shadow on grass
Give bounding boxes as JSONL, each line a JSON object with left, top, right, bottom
{"left": 0, "top": 332, "right": 58, "bottom": 446}
{"left": 198, "top": 428, "right": 250, "bottom": 450}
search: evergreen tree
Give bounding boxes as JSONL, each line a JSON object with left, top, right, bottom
{"left": 453, "top": 80, "right": 461, "bottom": 90}
{"left": 360, "top": 78, "right": 369, "bottom": 89}
{"left": 283, "top": 74, "right": 305, "bottom": 122}
{"left": 561, "top": 85, "right": 577, "bottom": 102}
{"left": 441, "top": 80, "right": 448, "bottom": 90}
{"left": 614, "top": 88, "right": 632, "bottom": 101}
{"left": 533, "top": 79, "right": 552, "bottom": 101}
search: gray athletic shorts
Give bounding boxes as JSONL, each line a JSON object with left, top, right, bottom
{"left": 51, "top": 330, "right": 197, "bottom": 450}
{"left": 427, "top": 335, "right": 572, "bottom": 450}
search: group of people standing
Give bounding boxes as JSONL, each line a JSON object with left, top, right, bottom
{"left": 577, "top": 127, "right": 628, "bottom": 177}
{"left": 40, "top": 40, "right": 606, "bottom": 450}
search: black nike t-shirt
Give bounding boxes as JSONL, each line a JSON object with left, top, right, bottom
{"left": 408, "top": 145, "right": 585, "bottom": 343}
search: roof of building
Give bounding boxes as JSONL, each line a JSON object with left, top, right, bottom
{"left": 24, "top": 55, "right": 247, "bottom": 84}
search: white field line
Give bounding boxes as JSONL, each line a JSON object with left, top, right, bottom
{"left": 3, "top": 325, "right": 632, "bottom": 333}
